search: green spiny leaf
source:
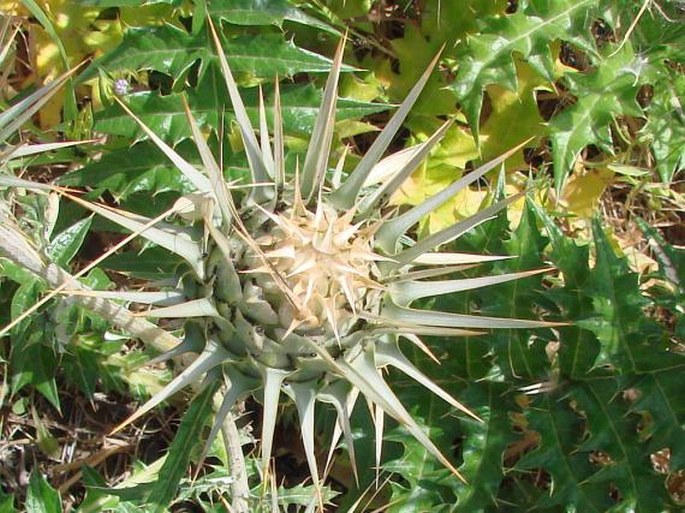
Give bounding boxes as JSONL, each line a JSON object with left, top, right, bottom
{"left": 208, "top": 0, "right": 335, "bottom": 33}
{"left": 381, "top": 363, "right": 462, "bottom": 510}
{"left": 641, "top": 72, "right": 685, "bottom": 184}
{"left": 549, "top": 45, "right": 644, "bottom": 191}
{"left": 58, "top": 142, "right": 197, "bottom": 200}
{"left": 455, "top": 383, "right": 518, "bottom": 511}
{"left": 571, "top": 379, "right": 673, "bottom": 511}
{"left": 26, "top": 471, "right": 61, "bottom": 513}
{"left": 80, "top": 25, "right": 210, "bottom": 82}
{"left": 147, "top": 377, "right": 220, "bottom": 511}
{"left": 447, "top": 200, "right": 551, "bottom": 381}
{"left": 530, "top": 201, "right": 600, "bottom": 377}
{"left": 583, "top": 217, "right": 684, "bottom": 373}
{"left": 451, "top": 0, "right": 597, "bottom": 140}
{"left": 633, "top": 370, "right": 685, "bottom": 470}
{"left": 518, "top": 394, "right": 608, "bottom": 510}
{"left": 84, "top": 24, "right": 346, "bottom": 81}
{"left": 94, "top": 81, "right": 387, "bottom": 142}
{"left": 46, "top": 217, "right": 92, "bottom": 267}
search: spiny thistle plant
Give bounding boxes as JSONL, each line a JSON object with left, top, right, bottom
{"left": 0, "top": 21, "right": 560, "bottom": 507}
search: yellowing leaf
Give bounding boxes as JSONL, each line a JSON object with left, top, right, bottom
{"left": 0, "top": 0, "right": 26, "bottom": 15}
{"left": 391, "top": 127, "right": 477, "bottom": 205}
{"left": 335, "top": 119, "right": 379, "bottom": 139}
{"left": 430, "top": 123, "right": 480, "bottom": 170}
{"left": 387, "top": 24, "right": 457, "bottom": 125}
{"left": 479, "top": 60, "right": 548, "bottom": 168}
{"left": 340, "top": 71, "right": 384, "bottom": 103}
{"left": 390, "top": 126, "right": 482, "bottom": 233}
{"left": 560, "top": 166, "right": 614, "bottom": 217}
{"left": 119, "top": 4, "right": 179, "bottom": 27}
{"left": 427, "top": 187, "right": 488, "bottom": 234}
{"left": 11, "top": 0, "right": 124, "bottom": 126}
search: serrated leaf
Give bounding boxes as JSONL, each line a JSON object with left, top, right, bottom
{"left": 94, "top": 80, "right": 387, "bottom": 142}
{"left": 82, "top": 25, "right": 343, "bottom": 82}
{"left": 642, "top": 73, "right": 685, "bottom": 183}
{"left": 517, "top": 394, "right": 609, "bottom": 510}
{"left": 586, "top": 217, "right": 685, "bottom": 372}
{"left": 274, "top": 481, "right": 338, "bottom": 508}
{"left": 208, "top": 0, "right": 335, "bottom": 33}
{"left": 26, "top": 472, "right": 61, "bottom": 513}
{"left": 146, "top": 378, "right": 219, "bottom": 511}
{"left": 633, "top": 370, "right": 685, "bottom": 470}
{"left": 80, "top": 25, "right": 209, "bottom": 82}
{"left": 252, "top": 82, "right": 392, "bottom": 134}
{"left": 46, "top": 217, "right": 92, "bottom": 267}
{"left": 451, "top": 0, "right": 597, "bottom": 139}
{"left": 443, "top": 200, "right": 552, "bottom": 380}
{"left": 569, "top": 380, "right": 671, "bottom": 511}
{"left": 57, "top": 141, "right": 196, "bottom": 200}
{"left": 550, "top": 45, "right": 644, "bottom": 191}
{"left": 529, "top": 201, "right": 600, "bottom": 377}
{"left": 381, "top": 358, "right": 464, "bottom": 511}
{"left": 454, "top": 383, "right": 518, "bottom": 511}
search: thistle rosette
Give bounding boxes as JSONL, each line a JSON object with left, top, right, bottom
{"left": 0, "top": 21, "right": 559, "bottom": 500}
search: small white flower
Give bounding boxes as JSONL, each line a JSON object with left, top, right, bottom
{"left": 113, "top": 78, "right": 130, "bottom": 96}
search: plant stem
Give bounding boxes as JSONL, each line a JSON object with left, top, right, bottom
{"left": 0, "top": 223, "right": 178, "bottom": 353}
{"left": 221, "top": 410, "right": 250, "bottom": 513}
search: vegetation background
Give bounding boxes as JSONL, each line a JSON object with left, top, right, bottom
{"left": 0, "top": 0, "right": 683, "bottom": 511}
